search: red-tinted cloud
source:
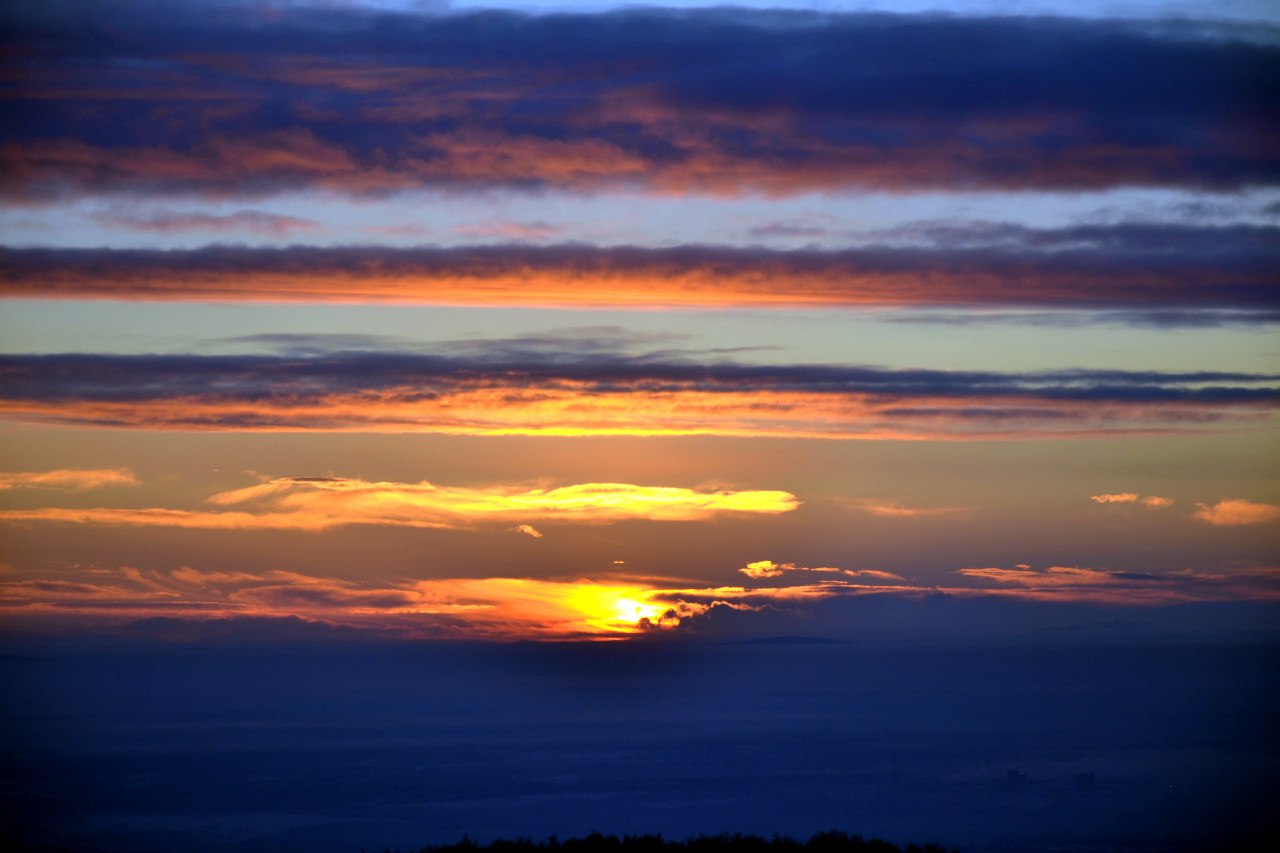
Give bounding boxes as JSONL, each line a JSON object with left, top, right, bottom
{"left": 2, "top": 229, "right": 1276, "bottom": 310}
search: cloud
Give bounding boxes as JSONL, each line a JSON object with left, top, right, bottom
{"left": 1, "top": 5, "right": 1276, "bottom": 198}
{"left": 739, "top": 560, "right": 903, "bottom": 581}
{"left": 0, "top": 567, "right": 687, "bottom": 639}
{"left": 1091, "top": 492, "right": 1175, "bottom": 508}
{"left": 88, "top": 209, "right": 318, "bottom": 236}
{"left": 0, "top": 468, "right": 138, "bottom": 491}
{"left": 452, "top": 221, "right": 562, "bottom": 241}
{"left": 953, "top": 564, "right": 1280, "bottom": 604}
{"left": 850, "top": 501, "right": 964, "bottom": 518}
{"left": 1091, "top": 493, "right": 1140, "bottom": 504}
{"left": 5, "top": 560, "right": 1278, "bottom": 640}
{"left": 512, "top": 524, "right": 543, "bottom": 539}
{"left": 0, "top": 352, "right": 1275, "bottom": 439}
{"left": 2, "top": 229, "right": 1276, "bottom": 311}
{"left": 0, "top": 475, "right": 798, "bottom": 531}
{"left": 1193, "top": 498, "right": 1280, "bottom": 526}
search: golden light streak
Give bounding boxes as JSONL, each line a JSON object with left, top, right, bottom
{"left": 0, "top": 476, "right": 799, "bottom": 531}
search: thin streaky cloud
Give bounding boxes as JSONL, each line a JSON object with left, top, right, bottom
{"left": 0, "top": 468, "right": 138, "bottom": 491}
{"left": 1091, "top": 492, "right": 1174, "bottom": 507}
{"left": 738, "top": 560, "right": 903, "bottom": 581}
{"left": 88, "top": 209, "right": 319, "bottom": 236}
{"left": 849, "top": 500, "right": 965, "bottom": 518}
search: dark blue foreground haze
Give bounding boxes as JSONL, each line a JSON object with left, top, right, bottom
{"left": 2, "top": 637, "right": 1275, "bottom": 853}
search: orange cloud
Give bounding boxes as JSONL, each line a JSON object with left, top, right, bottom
{"left": 0, "top": 567, "right": 684, "bottom": 639}
{"left": 738, "top": 560, "right": 902, "bottom": 582}
{"left": 0, "top": 476, "right": 798, "bottom": 531}
{"left": 1193, "top": 498, "right": 1280, "bottom": 526}
{"left": 512, "top": 524, "right": 544, "bottom": 539}
{"left": 4, "top": 382, "right": 1265, "bottom": 441}
{"left": 1091, "top": 493, "right": 1140, "bottom": 504}
{"left": 5, "top": 243, "right": 1274, "bottom": 310}
{"left": 1091, "top": 492, "right": 1175, "bottom": 508}
{"left": 5, "top": 561, "right": 1278, "bottom": 639}
{"left": 954, "top": 564, "right": 1280, "bottom": 604}
{"left": 5, "top": 352, "right": 1273, "bottom": 440}
{"left": 0, "top": 468, "right": 138, "bottom": 491}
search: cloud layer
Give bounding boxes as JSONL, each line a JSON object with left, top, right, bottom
{"left": 5, "top": 560, "right": 1276, "bottom": 640}
{"left": 3, "top": 4, "right": 1277, "bottom": 198}
{"left": 2, "top": 352, "right": 1274, "bottom": 438}
{"left": 2, "top": 226, "right": 1277, "bottom": 311}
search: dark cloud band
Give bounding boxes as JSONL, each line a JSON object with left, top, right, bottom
{"left": 2, "top": 3, "right": 1277, "bottom": 196}
{"left": 1, "top": 351, "right": 1274, "bottom": 436}
{"left": 2, "top": 225, "right": 1277, "bottom": 309}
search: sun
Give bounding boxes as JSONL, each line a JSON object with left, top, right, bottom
{"left": 565, "top": 583, "right": 670, "bottom": 634}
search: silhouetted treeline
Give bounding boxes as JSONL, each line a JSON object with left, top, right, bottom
{"left": 409, "top": 831, "right": 956, "bottom": 853}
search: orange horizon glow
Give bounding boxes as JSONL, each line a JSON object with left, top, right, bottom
{"left": 4, "top": 563, "right": 1277, "bottom": 641}
{"left": 3, "top": 256, "right": 1265, "bottom": 310}
{"left": 3, "top": 384, "right": 1267, "bottom": 440}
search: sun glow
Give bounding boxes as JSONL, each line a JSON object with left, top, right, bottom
{"left": 565, "top": 584, "right": 671, "bottom": 634}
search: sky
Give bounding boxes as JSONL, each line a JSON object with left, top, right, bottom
{"left": 2, "top": 0, "right": 1278, "bottom": 642}
{"left": 0, "top": 2, "right": 1278, "bottom": 849}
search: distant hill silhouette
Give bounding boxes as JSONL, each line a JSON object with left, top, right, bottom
{"left": 410, "top": 831, "right": 955, "bottom": 853}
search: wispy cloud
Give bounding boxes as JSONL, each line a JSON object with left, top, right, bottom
{"left": 1091, "top": 493, "right": 1141, "bottom": 504}
{"left": 738, "top": 560, "right": 903, "bottom": 581}
{"left": 848, "top": 501, "right": 965, "bottom": 518}
{"left": 89, "top": 209, "right": 318, "bottom": 236}
{"left": 954, "top": 564, "right": 1280, "bottom": 604}
{"left": 0, "top": 468, "right": 138, "bottom": 491}
{"left": 1193, "top": 498, "right": 1280, "bottom": 526}
{"left": 0, "top": 476, "right": 798, "bottom": 531}
{"left": 452, "top": 221, "right": 562, "bottom": 241}
{"left": 1090, "top": 492, "right": 1174, "bottom": 507}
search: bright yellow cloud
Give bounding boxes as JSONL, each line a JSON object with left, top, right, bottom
{"left": 0, "top": 476, "right": 799, "bottom": 531}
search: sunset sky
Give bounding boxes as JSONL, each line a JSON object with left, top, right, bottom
{"left": 2, "top": 3, "right": 1279, "bottom": 852}
{"left": 2, "top": 0, "right": 1278, "bottom": 645}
